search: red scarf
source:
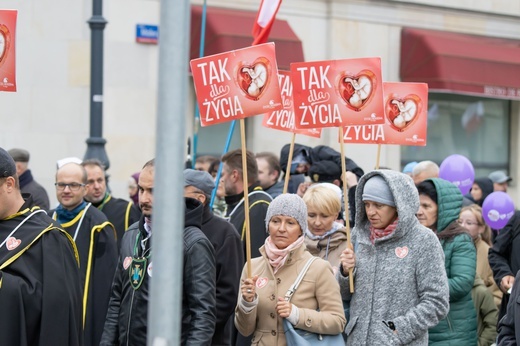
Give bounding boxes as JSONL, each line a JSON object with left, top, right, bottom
{"left": 369, "top": 218, "right": 398, "bottom": 244}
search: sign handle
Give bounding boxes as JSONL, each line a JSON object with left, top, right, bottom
{"left": 239, "top": 119, "right": 253, "bottom": 278}
{"left": 339, "top": 127, "right": 354, "bottom": 293}
{"left": 283, "top": 133, "right": 296, "bottom": 194}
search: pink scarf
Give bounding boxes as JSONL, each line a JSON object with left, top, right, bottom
{"left": 264, "top": 236, "right": 305, "bottom": 273}
{"left": 369, "top": 218, "right": 399, "bottom": 244}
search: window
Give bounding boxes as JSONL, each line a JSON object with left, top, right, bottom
{"left": 401, "top": 93, "right": 510, "bottom": 177}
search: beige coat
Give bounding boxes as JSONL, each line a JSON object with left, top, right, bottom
{"left": 475, "top": 238, "right": 502, "bottom": 307}
{"left": 305, "top": 227, "right": 348, "bottom": 269}
{"left": 235, "top": 243, "right": 346, "bottom": 346}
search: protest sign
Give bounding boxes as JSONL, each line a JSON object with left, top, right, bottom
{"left": 341, "top": 82, "right": 428, "bottom": 145}
{"left": 291, "top": 57, "right": 385, "bottom": 128}
{"left": 190, "top": 43, "right": 283, "bottom": 127}
{"left": 0, "top": 10, "right": 17, "bottom": 92}
{"left": 262, "top": 71, "right": 322, "bottom": 138}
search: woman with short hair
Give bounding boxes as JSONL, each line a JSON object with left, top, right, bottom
{"left": 303, "top": 184, "right": 346, "bottom": 269}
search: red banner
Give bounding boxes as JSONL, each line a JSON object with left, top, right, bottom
{"left": 0, "top": 10, "right": 17, "bottom": 92}
{"left": 190, "top": 43, "right": 283, "bottom": 127}
{"left": 340, "top": 82, "right": 428, "bottom": 145}
{"left": 291, "top": 57, "right": 385, "bottom": 129}
{"left": 262, "top": 71, "right": 322, "bottom": 138}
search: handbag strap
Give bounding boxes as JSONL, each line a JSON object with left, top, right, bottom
{"left": 284, "top": 256, "right": 318, "bottom": 302}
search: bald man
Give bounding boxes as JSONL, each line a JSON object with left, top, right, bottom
{"left": 412, "top": 160, "right": 440, "bottom": 185}
{"left": 50, "top": 162, "right": 118, "bottom": 346}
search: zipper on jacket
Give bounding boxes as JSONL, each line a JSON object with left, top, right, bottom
{"left": 126, "top": 290, "right": 136, "bottom": 346}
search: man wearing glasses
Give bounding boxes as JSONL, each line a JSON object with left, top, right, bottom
{"left": 50, "top": 162, "right": 118, "bottom": 346}
{"left": 81, "top": 159, "right": 140, "bottom": 250}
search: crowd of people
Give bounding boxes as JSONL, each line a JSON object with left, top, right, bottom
{"left": 1, "top": 143, "right": 520, "bottom": 345}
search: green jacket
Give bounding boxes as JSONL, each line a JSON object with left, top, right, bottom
{"left": 427, "top": 178, "right": 478, "bottom": 346}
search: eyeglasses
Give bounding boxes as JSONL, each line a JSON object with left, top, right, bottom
{"left": 457, "top": 219, "right": 480, "bottom": 227}
{"left": 55, "top": 182, "right": 85, "bottom": 191}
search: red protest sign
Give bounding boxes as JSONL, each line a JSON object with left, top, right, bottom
{"left": 262, "top": 71, "right": 322, "bottom": 138}
{"left": 0, "top": 10, "right": 17, "bottom": 92}
{"left": 340, "top": 82, "right": 428, "bottom": 145}
{"left": 291, "top": 57, "right": 384, "bottom": 129}
{"left": 190, "top": 43, "right": 283, "bottom": 127}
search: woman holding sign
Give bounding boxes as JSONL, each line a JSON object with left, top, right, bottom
{"left": 340, "top": 170, "right": 449, "bottom": 345}
{"left": 235, "top": 194, "right": 346, "bottom": 346}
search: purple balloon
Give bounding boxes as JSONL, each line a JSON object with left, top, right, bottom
{"left": 482, "top": 191, "right": 515, "bottom": 229}
{"left": 439, "top": 154, "right": 475, "bottom": 195}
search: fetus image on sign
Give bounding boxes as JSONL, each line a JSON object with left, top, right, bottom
{"left": 242, "top": 65, "right": 266, "bottom": 97}
{"left": 385, "top": 94, "right": 421, "bottom": 132}
{"left": 237, "top": 57, "right": 271, "bottom": 100}
{"left": 338, "top": 70, "right": 376, "bottom": 111}
{"left": 391, "top": 99, "right": 417, "bottom": 128}
{"left": 345, "top": 76, "right": 371, "bottom": 107}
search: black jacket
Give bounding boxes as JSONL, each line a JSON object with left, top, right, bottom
{"left": 93, "top": 194, "right": 141, "bottom": 249}
{"left": 200, "top": 204, "right": 243, "bottom": 345}
{"left": 497, "top": 269, "right": 520, "bottom": 345}
{"left": 51, "top": 204, "right": 117, "bottom": 346}
{"left": 489, "top": 210, "right": 520, "bottom": 320}
{"left": 182, "top": 198, "right": 217, "bottom": 345}
{"left": 100, "top": 198, "right": 216, "bottom": 346}
{"left": 279, "top": 143, "right": 364, "bottom": 179}
{"left": 0, "top": 197, "right": 83, "bottom": 346}
{"left": 100, "top": 214, "right": 150, "bottom": 346}
{"left": 19, "top": 170, "right": 50, "bottom": 211}
{"left": 225, "top": 183, "right": 272, "bottom": 258}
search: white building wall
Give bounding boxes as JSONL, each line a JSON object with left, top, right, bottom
{"left": 0, "top": 0, "right": 519, "bottom": 205}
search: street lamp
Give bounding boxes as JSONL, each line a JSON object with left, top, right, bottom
{"left": 84, "top": 0, "right": 110, "bottom": 169}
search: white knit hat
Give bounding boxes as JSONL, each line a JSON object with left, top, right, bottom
{"left": 265, "top": 194, "right": 308, "bottom": 232}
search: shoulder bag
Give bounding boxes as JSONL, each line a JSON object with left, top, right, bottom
{"left": 283, "top": 256, "right": 345, "bottom": 346}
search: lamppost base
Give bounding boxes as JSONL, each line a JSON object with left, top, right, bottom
{"left": 84, "top": 137, "right": 110, "bottom": 170}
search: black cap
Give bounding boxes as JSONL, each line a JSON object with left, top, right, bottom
{"left": 0, "top": 147, "right": 17, "bottom": 178}
{"left": 308, "top": 161, "right": 342, "bottom": 183}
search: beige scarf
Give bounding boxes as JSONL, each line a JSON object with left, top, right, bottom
{"left": 264, "top": 236, "right": 305, "bottom": 273}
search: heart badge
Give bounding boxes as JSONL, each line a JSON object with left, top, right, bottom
{"left": 6, "top": 237, "right": 21, "bottom": 251}
{"left": 0, "top": 25, "right": 11, "bottom": 67}
{"left": 123, "top": 256, "right": 132, "bottom": 270}
{"left": 236, "top": 57, "right": 271, "bottom": 101}
{"left": 385, "top": 94, "right": 422, "bottom": 132}
{"left": 256, "top": 277, "right": 269, "bottom": 289}
{"left": 395, "top": 246, "right": 409, "bottom": 259}
{"left": 338, "top": 70, "right": 376, "bottom": 111}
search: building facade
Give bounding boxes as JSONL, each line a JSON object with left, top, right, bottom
{"left": 1, "top": 0, "right": 519, "bottom": 204}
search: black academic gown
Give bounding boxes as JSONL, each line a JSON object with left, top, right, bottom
{"left": 0, "top": 199, "right": 83, "bottom": 346}
{"left": 93, "top": 194, "right": 141, "bottom": 248}
{"left": 52, "top": 204, "right": 118, "bottom": 346}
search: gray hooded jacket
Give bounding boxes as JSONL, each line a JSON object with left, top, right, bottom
{"left": 343, "top": 170, "right": 449, "bottom": 345}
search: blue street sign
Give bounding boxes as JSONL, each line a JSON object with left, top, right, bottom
{"left": 136, "top": 24, "right": 159, "bottom": 44}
